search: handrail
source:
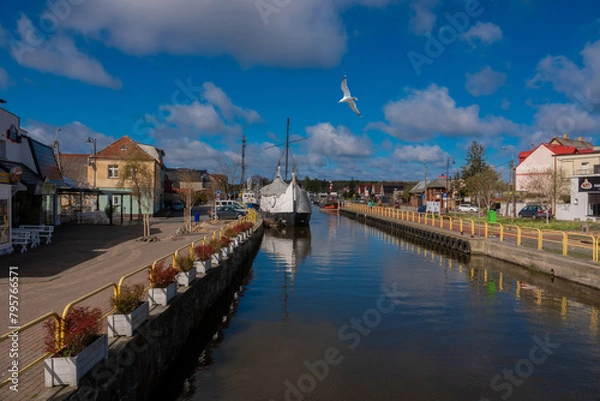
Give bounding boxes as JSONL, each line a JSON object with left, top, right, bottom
{"left": 59, "top": 282, "right": 118, "bottom": 349}
{"left": 0, "top": 219, "right": 259, "bottom": 393}
{"left": 0, "top": 311, "right": 61, "bottom": 389}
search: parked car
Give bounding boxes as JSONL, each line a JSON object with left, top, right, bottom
{"left": 208, "top": 206, "right": 247, "bottom": 220}
{"left": 518, "top": 204, "right": 553, "bottom": 220}
{"left": 172, "top": 201, "right": 184, "bottom": 210}
{"left": 458, "top": 204, "right": 479, "bottom": 213}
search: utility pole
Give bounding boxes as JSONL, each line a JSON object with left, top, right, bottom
{"left": 509, "top": 158, "right": 515, "bottom": 223}
{"left": 511, "top": 157, "right": 517, "bottom": 222}
{"left": 241, "top": 134, "right": 246, "bottom": 187}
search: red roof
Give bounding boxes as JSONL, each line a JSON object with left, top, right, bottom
{"left": 96, "top": 136, "right": 154, "bottom": 161}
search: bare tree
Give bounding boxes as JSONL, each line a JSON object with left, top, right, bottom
{"left": 522, "top": 167, "right": 569, "bottom": 223}
{"left": 117, "top": 156, "right": 155, "bottom": 238}
{"left": 173, "top": 169, "right": 205, "bottom": 232}
{"left": 214, "top": 157, "right": 242, "bottom": 199}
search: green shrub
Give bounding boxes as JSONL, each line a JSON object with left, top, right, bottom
{"left": 111, "top": 284, "right": 145, "bottom": 314}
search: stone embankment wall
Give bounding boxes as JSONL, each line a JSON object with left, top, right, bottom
{"left": 341, "top": 210, "right": 600, "bottom": 290}
{"left": 61, "top": 223, "right": 264, "bottom": 401}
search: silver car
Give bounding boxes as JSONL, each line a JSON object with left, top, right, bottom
{"left": 458, "top": 204, "right": 479, "bottom": 213}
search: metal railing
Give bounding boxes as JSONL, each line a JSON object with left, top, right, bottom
{"left": 344, "top": 203, "right": 600, "bottom": 263}
{"left": 0, "top": 214, "right": 258, "bottom": 390}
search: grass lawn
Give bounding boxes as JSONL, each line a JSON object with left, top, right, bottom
{"left": 448, "top": 212, "right": 600, "bottom": 233}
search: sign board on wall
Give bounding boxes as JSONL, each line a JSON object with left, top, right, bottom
{"left": 578, "top": 177, "right": 600, "bottom": 192}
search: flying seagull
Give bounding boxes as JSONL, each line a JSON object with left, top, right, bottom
{"left": 339, "top": 75, "right": 361, "bottom": 116}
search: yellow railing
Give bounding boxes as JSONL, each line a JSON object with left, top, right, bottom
{"left": 343, "top": 203, "right": 600, "bottom": 263}
{"left": 0, "top": 312, "right": 60, "bottom": 388}
{"left": 0, "top": 216, "right": 258, "bottom": 389}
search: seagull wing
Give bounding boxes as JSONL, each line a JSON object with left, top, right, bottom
{"left": 348, "top": 99, "right": 361, "bottom": 116}
{"left": 341, "top": 76, "right": 351, "bottom": 98}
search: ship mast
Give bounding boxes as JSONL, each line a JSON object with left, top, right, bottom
{"left": 285, "top": 118, "right": 290, "bottom": 182}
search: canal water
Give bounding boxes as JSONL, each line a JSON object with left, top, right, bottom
{"left": 163, "top": 208, "right": 600, "bottom": 401}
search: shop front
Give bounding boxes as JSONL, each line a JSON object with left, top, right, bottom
{"left": 0, "top": 172, "right": 12, "bottom": 255}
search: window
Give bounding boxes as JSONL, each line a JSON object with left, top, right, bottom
{"left": 108, "top": 165, "right": 119, "bottom": 179}
{"left": 112, "top": 195, "right": 120, "bottom": 206}
{"left": 0, "top": 140, "right": 5, "bottom": 159}
{"left": 581, "top": 162, "right": 589, "bottom": 174}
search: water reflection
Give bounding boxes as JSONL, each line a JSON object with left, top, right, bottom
{"left": 169, "top": 213, "right": 600, "bottom": 401}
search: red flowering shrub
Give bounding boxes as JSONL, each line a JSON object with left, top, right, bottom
{"left": 149, "top": 261, "right": 177, "bottom": 288}
{"left": 194, "top": 244, "right": 214, "bottom": 261}
{"left": 233, "top": 224, "right": 243, "bottom": 235}
{"left": 242, "top": 222, "right": 254, "bottom": 231}
{"left": 43, "top": 306, "right": 102, "bottom": 356}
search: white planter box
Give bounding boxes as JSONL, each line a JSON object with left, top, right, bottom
{"left": 44, "top": 334, "right": 108, "bottom": 387}
{"left": 107, "top": 301, "right": 149, "bottom": 337}
{"left": 211, "top": 251, "right": 222, "bottom": 266}
{"left": 148, "top": 281, "right": 177, "bottom": 306}
{"left": 194, "top": 260, "right": 210, "bottom": 274}
{"left": 220, "top": 247, "right": 229, "bottom": 259}
{"left": 176, "top": 269, "right": 197, "bottom": 286}
{"left": 228, "top": 243, "right": 235, "bottom": 253}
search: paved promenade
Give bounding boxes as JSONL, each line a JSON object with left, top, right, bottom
{"left": 0, "top": 216, "right": 229, "bottom": 400}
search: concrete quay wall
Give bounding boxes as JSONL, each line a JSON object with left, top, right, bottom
{"left": 46, "top": 223, "right": 264, "bottom": 401}
{"left": 341, "top": 209, "right": 600, "bottom": 290}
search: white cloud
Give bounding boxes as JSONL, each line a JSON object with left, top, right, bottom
{"left": 61, "top": 0, "right": 394, "bottom": 69}
{"left": 6, "top": 14, "right": 121, "bottom": 89}
{"left": 532, "top": 103, "right": 600, "bottom": 137}
{"left": 371, "top": 84, "right": 519, "bottom": 140}
{"left": 465, "top": 66, "right": 506, "bottom": 96}
{"left": 500, "top": 98, "right": 511, "bottom": 110}
{"left": 409, "top": 0, "right": 439, "bottom": 35}
{"left": 527, "top": 38, "right": 600, "bottom": 105}
{"left": 201, "top": 82, "right": 262, "bottom": 124}
{"left": 392, "top": 144, "right": 448, "bottom": 164}
{"left": 163, "top": 101, "right": 241, "bottom": 137}
{"left": 306, "top": 123, "right": 373, "bottom": 157}
{"left": 24, "top": 120, "right": 116, "bottom": 154}
{"left": 134, "top": 82, "right": 261, "bottom": 140}
{"left": 0, "top": 67, "right": 9, "bottom": 90}
{"left": 460, "top": 22, "right": 503, "bottom": 46}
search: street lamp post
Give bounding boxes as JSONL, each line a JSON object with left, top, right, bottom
{"left": 86, "top": 137, "right": 97, "bottom": 188}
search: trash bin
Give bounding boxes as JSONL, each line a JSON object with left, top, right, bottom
{"left": 194, "top": 212, "right": 200, "bottom": 222}
{"left": 487, "top": 210, "right": 497, "bottom": 222}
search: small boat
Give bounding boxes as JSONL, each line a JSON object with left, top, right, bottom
{"left": 320, "top": 193, "right": 339, "bottom": 213}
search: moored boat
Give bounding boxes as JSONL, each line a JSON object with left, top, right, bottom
{"left": 259, "top": 166, "right": 311, "bottom": 227}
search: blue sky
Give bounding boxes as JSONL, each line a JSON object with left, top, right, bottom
{"left": 1, "top": 0, "right": 600, "bottom": 182}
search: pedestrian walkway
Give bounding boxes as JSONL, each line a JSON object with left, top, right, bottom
{"left": 0, "top": 217, "right": 229, "bottom": 400}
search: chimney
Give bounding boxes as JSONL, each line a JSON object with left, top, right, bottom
{"left": 578, "top": 137, "right": 584, "bottom": 141}
{"left": 563, "top": 133, "right": 569, "bottom": 139}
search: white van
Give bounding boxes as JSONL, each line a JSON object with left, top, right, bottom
{"left": 216, "top": 200, "right": 246, "bottom": 211}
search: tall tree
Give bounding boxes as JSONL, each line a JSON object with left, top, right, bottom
{"left": 464, "top": 166, "right": 501, "bottom": 210}
{"left": 461, "top": 141, "right": 489, "bottom": 181}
